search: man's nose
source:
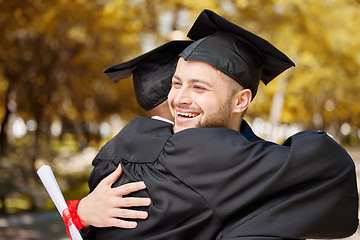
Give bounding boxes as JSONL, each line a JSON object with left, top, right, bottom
{"left": 174, "top": 87, "right": 192, "bottom": 105}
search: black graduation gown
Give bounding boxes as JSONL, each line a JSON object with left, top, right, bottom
{"left": 84, "top": 116, "right": 358, "bottom": 240}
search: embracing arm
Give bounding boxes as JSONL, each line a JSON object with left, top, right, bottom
{"left": 162, "top": 128, "right": 358, "bottom": 239}
{"left": 79, "top": 116, "right": 172, "bottom": 237}
{"left": 218, "top": 130, "right": 358, "bottom": 239}
{"left": 78, "top": 164, "right": 150, "bottom": 231}
{"left": 76, "top": 164, "right": 151, "bottom": 240}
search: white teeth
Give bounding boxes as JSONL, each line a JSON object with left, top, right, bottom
{"left": 178, "top": 112, "right": 198, "bottom": 118}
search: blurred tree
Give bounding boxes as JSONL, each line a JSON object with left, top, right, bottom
{"left": 279, "top": 0, "right": 360, "bottom": 141}
{"left": 0, "top": 0, "right": 151, "bottom": 211}
{"left": 0, "top": 0, "right": 139, "bottom": 157}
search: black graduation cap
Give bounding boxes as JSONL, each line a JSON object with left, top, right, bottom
{"left": 104, "top": 40, "right": 192, "bottom": 111}
{"left": 182, "top": 9, "right": 295, "bottom": 98}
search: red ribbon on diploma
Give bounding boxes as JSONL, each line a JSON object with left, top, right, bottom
{"left": 62, "top": 200, "right": 83, "bottom": 239}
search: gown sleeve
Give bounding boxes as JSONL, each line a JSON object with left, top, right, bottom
{"left": 83, "top": 116, "right": 173, "bottom": 240}
{"left": 160, "top": 128, "right": 358, "bottom": 239}
{"left": 87, "top": 116, "right": 173, "bottom": 192}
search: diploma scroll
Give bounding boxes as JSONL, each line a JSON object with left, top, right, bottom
{"left": 37, "top": 164, "right": 83, "bottom": 240}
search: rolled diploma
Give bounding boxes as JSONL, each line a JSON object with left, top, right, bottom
{"left": 37, "top": 164, "right": 82, "bottom": 240}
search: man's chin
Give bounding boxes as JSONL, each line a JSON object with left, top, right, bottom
{"left": 173, "top": 122, "right": 199, "bottom": 133}
{"left": 173, "top": 125, "right": 187, "bottom": 134}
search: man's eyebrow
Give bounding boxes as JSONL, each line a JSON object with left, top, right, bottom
{"left": 173, "top": 74, "right": 213, "bottom": 88}
{"left": 172, "top": 74, "right": 181, "bottom": 81}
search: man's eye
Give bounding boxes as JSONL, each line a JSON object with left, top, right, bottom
{"left": 172, "top": 82, "right": 182, "bottom": 88}
{"left": 194, "top": 85, "right": 206, "bottom": 91}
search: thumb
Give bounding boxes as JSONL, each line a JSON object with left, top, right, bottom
{"left": 103, "top": 164, "right": 123, "bottom": 186}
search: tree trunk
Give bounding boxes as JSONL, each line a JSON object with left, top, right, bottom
{"left": 0, "top": 89, "right": 11, "bottom": 156}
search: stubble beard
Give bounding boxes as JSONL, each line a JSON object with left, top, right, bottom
{"left": 172, "top": 99, "right": 233, "bottom": 132}
{"left": 197, "top": 99, "right": 232, "bottom": 129}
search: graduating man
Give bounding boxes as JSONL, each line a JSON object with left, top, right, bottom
{"left": 78, "top": 9, "right": 358, "bottom": 240}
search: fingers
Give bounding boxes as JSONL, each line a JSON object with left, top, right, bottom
{"left": 98, "top": 209, "right": 148, "bottom": 229}
{"left": 97, "top": 215, "right": 139, "bottom": 229}
{"left": 98, "top": 165, "right": 148, "bottom": 198}
{"left": 102, "top": 164, "right": 123, "bottom": 186}
{"left": 113, "top": 181, "right": 147, "bottom": 196}
{"left": 114, "top": 208, "right": 149, "bottom": 220}
{"left": 107, "top": 218, "right": 138, "bottom": 229}
{"left": 118, "top": 197, "right": 151, "bottom": 207}
{"left": 78, "top": 164, "right": 152, "bottom": 229}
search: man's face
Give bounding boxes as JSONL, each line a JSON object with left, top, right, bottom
{"left": 168, "top": 57, "right": 236, "bottom": 133}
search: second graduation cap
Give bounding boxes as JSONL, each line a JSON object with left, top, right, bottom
{"left": 104, "top": 40, "right": 192, "bottom": 111}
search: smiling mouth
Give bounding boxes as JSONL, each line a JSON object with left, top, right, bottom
{"left": 177, "top": 112, "right": 199, "bottom": 118}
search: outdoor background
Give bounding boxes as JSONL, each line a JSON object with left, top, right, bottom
{"left": 0, "top": 0, "right": 360, "bottom": 239}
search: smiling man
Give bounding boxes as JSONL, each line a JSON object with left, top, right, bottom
{"left": 170, "top": 57, "right": 241, "bottom": 132}
{"left": 170, "top": 56, "right": 247, "bottom": 133}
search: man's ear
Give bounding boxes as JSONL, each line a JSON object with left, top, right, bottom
{"left": 233, "top": 89, "right": 252, "bottom": 113}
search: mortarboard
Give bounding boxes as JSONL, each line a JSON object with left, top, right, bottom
{"left": 182, "top": 9, "right": 295, "bottom": 98}
{"left": 104, "top": 40, "right": 192, "bottom": 111}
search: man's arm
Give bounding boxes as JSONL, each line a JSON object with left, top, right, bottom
{"left": 77, "top": 164, "right": 151, "bottom": 232}
{"left": 161, "top": 128, "right": 358, "bottom": 239}
{"left": 77, "top": 116, "right": 172, "bottom": 234}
